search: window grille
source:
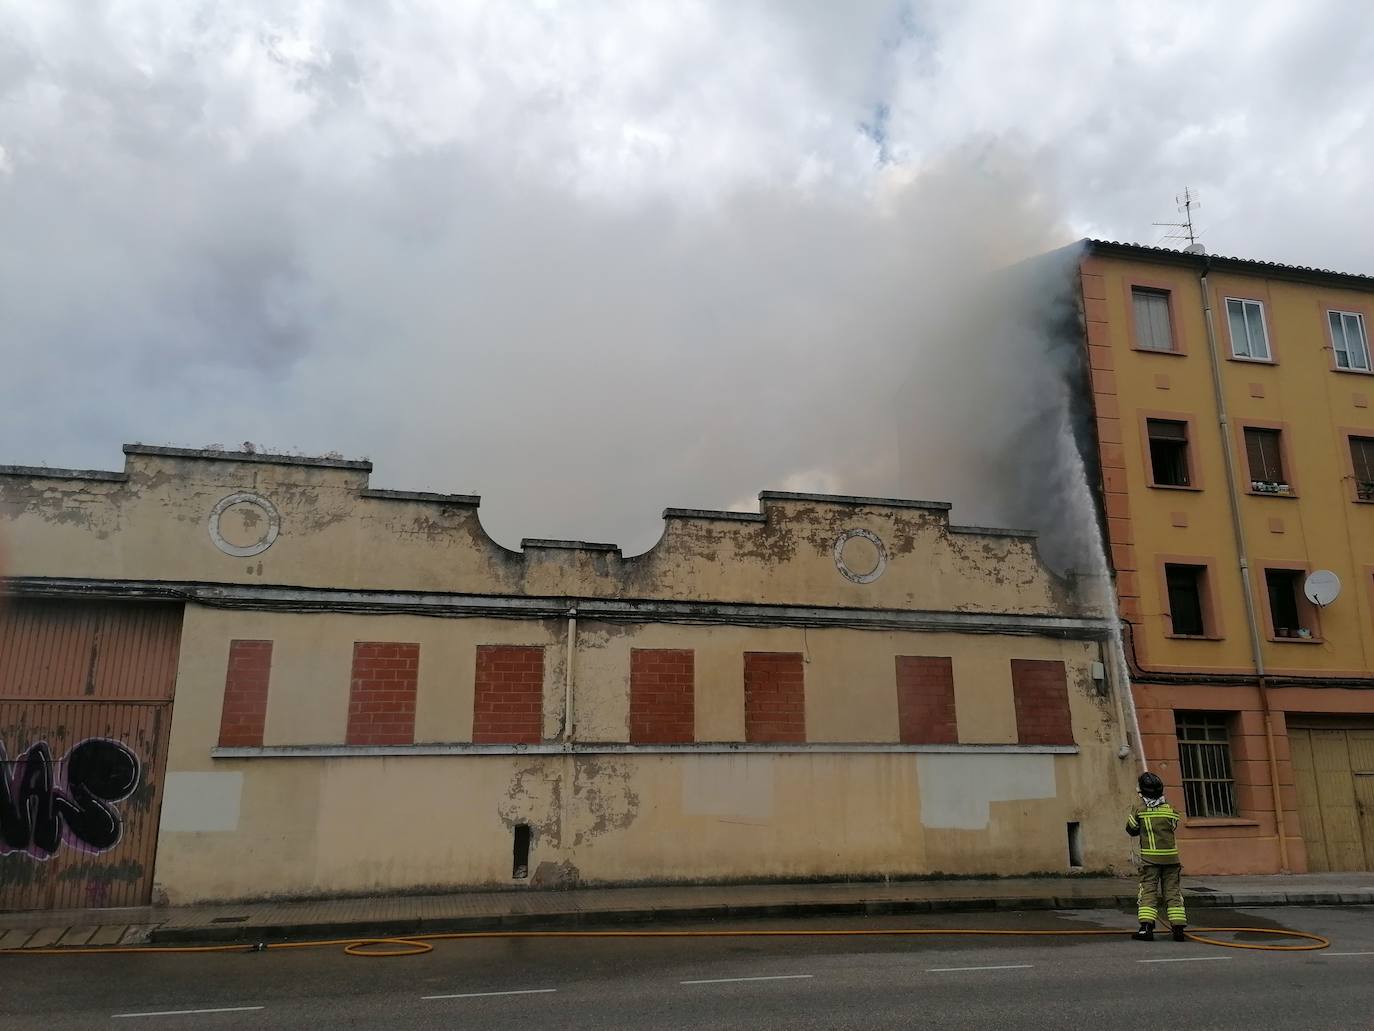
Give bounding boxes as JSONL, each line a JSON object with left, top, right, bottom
{"left": 1175, "top": 712, "right": 1238, "bottom": 818}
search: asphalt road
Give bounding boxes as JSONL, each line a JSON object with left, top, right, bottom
{"left": 3, "top": 906, "right": 1372, "bottom": 1030}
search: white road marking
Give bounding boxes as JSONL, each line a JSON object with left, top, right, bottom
{"left": 423, "top": 988, "right": 558, "bottom": 1000}
{"left": 112, "top": 1006, "right": 264, "bottom": 1019}
{"left": 681, "top": 974, "right": 814, "bottom": 985}
{"left": 1323, "top": 951, "right": 1374, "bottom": 957}
{"left": 1138, "top": 956, "right": 1231, "bottom": 964}
{"left": 925, "top": 964, "right": 1034, "bottom": 973}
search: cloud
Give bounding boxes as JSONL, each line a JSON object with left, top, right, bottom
{"left": 1, "top": 1, "right": 1371, "bottom": 558}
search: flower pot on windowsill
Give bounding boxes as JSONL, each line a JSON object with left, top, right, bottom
{"left": 1275, "top": 627, "right": 1292, "bottom": 638}
{"left": 1297, "top": 628, "right": 1312, "bottom": 639}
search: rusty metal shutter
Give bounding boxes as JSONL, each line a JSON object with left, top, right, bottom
{"left": 1, "top": 600, "right": 181, "bottom": 910}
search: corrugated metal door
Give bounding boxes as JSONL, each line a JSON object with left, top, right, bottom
{"left": 1, "top": 600, "right": 181, "bottom": 910}
{"left": 1288, "top": 719, "right": 1374, "bottom": 873}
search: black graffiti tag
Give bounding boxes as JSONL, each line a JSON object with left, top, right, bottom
{"left": 0, "top": 739, "right": 141, "bottom": 858}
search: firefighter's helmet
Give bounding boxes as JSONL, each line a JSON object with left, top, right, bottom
{"left": 1138, "top": 771, "right": 1164, "bottom": 799}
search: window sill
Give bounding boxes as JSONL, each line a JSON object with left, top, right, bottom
{"left": 1268, "top": 635, "right": 1323, "bottom": 645}
{"left": 1165, "top": 633, "right": 1225, "bottom": 642}
{"left": 1149, "top": 483, "right": 1203, "bottom": 492}
{"left": 1332, "top": 366, "right": 1374, "bottom": 377}
{"left": 1352, "top": 497, "right": 1374, "bottom": 505}
{"left": 1184, "top": 818, "right": 1260, "bottom": 828}
{"left": 1246, "top": 489, "right": 1298, "bottom": 499}
{"left": 1227, "top": 355, "right": 1276, "bottom": 366}
{"left": 1131, "top": 346, "right": 1187, "bottom": 357}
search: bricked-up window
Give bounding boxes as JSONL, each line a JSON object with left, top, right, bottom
{"left": 473, "top": 645, "right": 544, "bottom": 744}
{"left": 1175, "top": 712, "right": 1238, "bottom": 817}
{"left": 895, "top": 656, "right": 957, "bottom": 745}
{"left": 743, "top": 652, "right": 805, "bottom": 744}
{"left": 1132, "top": 288, "right": 1175, "bottom": 352}
{"left": 1165, "top": 564, "right": 1208, "bottom": 637}
{"left": 629, "top": 649, "right": 695, "bottom": 743}
{"left": 218, "top": 640, "right": 273, "bottom": 747}
{"left": 346, "top": 642, "right": 419, "bottom": 746}
{"left": 1244, "top": 427, "right": 1289, "bottom": 493}
{"left": 1146, "top": 419, "right": 1191, "bottom": 487}
{"left": 1350, "top": 436, "right": 1374, "bottom": 500}
{"left": 1009, "top": 659, "right": 1074, "bottom": 746}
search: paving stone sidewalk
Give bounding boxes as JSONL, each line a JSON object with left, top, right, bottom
{"left": 2, "top": 872, "right": 1371, "bottom": 950}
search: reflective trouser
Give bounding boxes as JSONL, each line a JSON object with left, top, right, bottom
{"left": 1137, "top": 863, "right": 1185, "bottom": 926}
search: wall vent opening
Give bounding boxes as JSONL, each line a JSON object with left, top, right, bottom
{"left": 512, "top": 824, "right": 531, "bottom": 879}
{"left": 1067, "top": 821, "right": 1084, "bottom": 868}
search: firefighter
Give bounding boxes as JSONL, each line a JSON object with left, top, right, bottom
{"left": 1126, "top": 770, "right": 1187, "bottom": 941}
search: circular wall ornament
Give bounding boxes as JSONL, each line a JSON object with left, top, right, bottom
{"left": 208, "top": 492, "right": 281, "bottom": 558}
{"left": 833, "top": 527, "right": 888, "bottom": 584}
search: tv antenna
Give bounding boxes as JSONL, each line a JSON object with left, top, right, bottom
{"left": 1153, "top": 187, "right": 1202, "bottom": 251}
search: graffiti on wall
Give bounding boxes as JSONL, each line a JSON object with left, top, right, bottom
{"left": 0, "top": 738, "right": 141, "bottom": 859}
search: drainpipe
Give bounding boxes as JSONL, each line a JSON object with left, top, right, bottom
{"left": 1196, "top": 260, "right": 1291, "bottom": 873}
{"left": 563, "top": 607, "right": 577, "bottom": 741}
{"left": 1102, "top": 639, "right": 1145, "bottom": 770}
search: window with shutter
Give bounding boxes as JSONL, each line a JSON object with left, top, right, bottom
{"left": 1244, "top": 427, "right": 1288, "bottom": 493}
{"left": 1132, "top": 288, "right": 1175, "bottom": 352}
{"left": 1146, "top": 419, "right": 1191, "bottom": 487}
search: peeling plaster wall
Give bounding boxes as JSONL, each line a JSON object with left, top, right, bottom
{"left": 0, "top": 447, "right": 1135, "bottom": 902}
{"left": 0, "top": 448, "right": 1092, "bottom": 615}
{"left": 146, "top": 606, "right": 1134, "bottom": 902}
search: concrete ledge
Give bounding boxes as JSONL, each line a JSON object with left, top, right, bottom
{"left": 210, "top": 742, "right": 1083, "bottom": 759}
{"left": 0, "top": 464, "right": 127, "bottom": 481}
{"left": 123, "top": 443, "right": 372, "bottom": 471}
{"left": 360, "top": 488, "right": 480, "bottom": 506}
{"left": 759, "top": 490, "right": 952, "bottom": 511}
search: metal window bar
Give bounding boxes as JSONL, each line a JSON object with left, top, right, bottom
{"left": 1176, "top": 714, "right": 1238, "bottom": 818}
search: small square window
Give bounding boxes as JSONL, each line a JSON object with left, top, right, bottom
{"left": 1132, "top": 288, "right": 1175, "bottom": 352}
{"left": 1264, "top": 568, "right": 1316, "bottom": 639}
{"left": 1175, "top": 712, "right": 1238, "bottom": 818}
{"left": 1350, "top": 436, "right": 1374, "bottom": 501}
{"left": 1146, "top": 419, "right": 1191, "bottom": 487}
{"left": 1330, "top": 310, "right": 1370, "bottom": 371}
{"left": 1164, "top": 564, "right": 1208, "bottom": 637}
{"left": 1244, "top": 427, "right": 1289, "bottom": 494}
{"left": 1226, "top": 298, "right": 1271, "bottom": 360}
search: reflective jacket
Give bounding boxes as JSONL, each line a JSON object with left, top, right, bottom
{"left": 1126, "top": 802, "right": 1182, "bottom": 865}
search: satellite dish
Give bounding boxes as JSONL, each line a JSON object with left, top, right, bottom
{"left": 1304, "top": 570, "right": 1341, "bottom": 608}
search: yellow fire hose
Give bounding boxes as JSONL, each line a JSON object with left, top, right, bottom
{"left": 0, "top": 921, "right": 1331, "bottom": 959}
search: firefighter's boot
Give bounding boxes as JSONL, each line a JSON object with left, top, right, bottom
{"left": 1171, "top": 923, "right": 1187, "bottom": 942}
{"left": 1132, "top": 922, "right": 1155, "bottom": 941}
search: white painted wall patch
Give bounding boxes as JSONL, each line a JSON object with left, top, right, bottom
{"left": 915, "top": 753, "right": 1056, "bottom": 829}
{"left": 159, "top": 771, "right": 244, "bottom": 832}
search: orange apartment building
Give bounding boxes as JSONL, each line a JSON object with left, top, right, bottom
{"left": 1079, "top": 239, "right": 1374, "bottom": 874}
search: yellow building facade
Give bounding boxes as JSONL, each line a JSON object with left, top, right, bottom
{"left": 1, "top": 445, "right": 1133, "bottom": 908}
{"left": 1080, "top": 240, "right": 1374, "bottom": 874}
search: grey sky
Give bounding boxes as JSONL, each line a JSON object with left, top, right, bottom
{"left": 3, "top": 1, "right": 1372, "bottom": 554}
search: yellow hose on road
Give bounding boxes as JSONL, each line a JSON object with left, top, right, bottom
{"left": 0, "top": 921, "right": 1331, "bottom": 957}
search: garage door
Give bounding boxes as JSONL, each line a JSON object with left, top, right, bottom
{"left": 1288, "top": 719, "right": 1374, "bottom": 873}
{"left": 1, "top": 599, "right": 181, "bottom": 910}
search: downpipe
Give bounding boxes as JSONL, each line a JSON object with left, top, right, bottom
{"left": 1197, "top": 264, "right": 1290, "bottom": 872}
